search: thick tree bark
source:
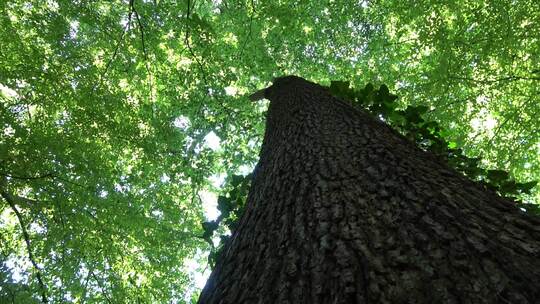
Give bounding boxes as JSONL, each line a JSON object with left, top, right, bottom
{"left": 198, "top": 76, "right": 540, "bottom": 304}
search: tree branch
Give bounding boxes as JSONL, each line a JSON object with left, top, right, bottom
{"left": 0, "top": 178, "right": 48, "bottom": 303}
{"left": 184, "top": 0, "right": 209, "bottom": 86}
{"left": 131, "top": 2, "right": 148, "bottom": 61}
{"left": 0, "top": 172, "right": 55, "bottom": 180}
{"left": 131, "top": 0, "right": 155, "bottom": 102}
{"left": 90, "top": 270, "right": 113, "bottom": 304}
{"left": 238, "top": 0, "right": 255, "bottom": 58}
{"left": 101, "top": 0, "right": 134, "bottom": 81}
{"left": 450, "top": 75, "right": 540, "bottom": 84}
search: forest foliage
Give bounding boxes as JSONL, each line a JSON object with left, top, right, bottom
{"left": 1, "top": 0, "right": 539, "bottom": 302}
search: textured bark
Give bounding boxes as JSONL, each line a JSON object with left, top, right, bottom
{"left": 198, "top": 76, "right": 540, "bottom": 304}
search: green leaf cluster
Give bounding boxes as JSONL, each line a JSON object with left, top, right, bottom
{"left": 201, "top": 173, "right": 252, "bottom": 267}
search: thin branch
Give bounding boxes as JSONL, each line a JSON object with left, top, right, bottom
{"left": 494, "top": 98, "right": 540, "bottom": 168}
{"left": 131, "top": 3, "right": 148, "bottom": 61}
{"left": 130, "top": 0, "right": 155, "bottom": 106}
{"left": 131, "top": 0, "right": 153, "bottom": 88}
{"left": 0, "top": 172, "right": 55, "bottom": 180}
{"left": 486, "top": 99, "right": 528, "bottom": 147}
{"left": 184, "top": 0, "right": 209, "bottom": 86}
{"left": 449, "top": 75, "right": 540, "bottom": 84}
{"left": 238, "top": 0, "right": 255, "bottom": 58}
{"left": 54, "top": 176, "right": 86, "bottom": 189}
{"left": 0, "top": 179, "right": 48, "bottom": 303}
{"left": 184, "top": 0, "right": 192, "bottom": 42}
{"left": 80, "top": 264, "right": 95, "bottom": 302}
{"left": 26, "top": 103, "right": 32, "bottom": 121}
{"left": 381, "top": 37, "right": 418, "bottom": 47}
{"left": 101, "top": 0, "right": 134, "bottom": 81}
{"left": 90, "top": 271, "right": 113, "bottom": 304}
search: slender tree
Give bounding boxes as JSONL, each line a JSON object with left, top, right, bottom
{"left": 198, "top": 76, "right": 540, "bottom": 304}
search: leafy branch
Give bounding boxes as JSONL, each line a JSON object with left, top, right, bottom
{"left": 238, "top": 0, "right": 256, "bottom": 58}
{"left": 0, "top": 172, "right": 55, "bottom": 181}
{"left": 0, "top": 177, "right": 48, "bottom": 303}
{"left": 184, "top": 0, "right": 209, "bottom": 86}
{"left": 101, "top": 0, "right": 134, "bottom": 80}
{"left": 449, "top": 75, "right": 540, "bottom": 84}
{"left": 90, "top": 270, "right": 113, "bottom": 304}
{"left": 130, "top": 0, "right": 154, "bottom": 101}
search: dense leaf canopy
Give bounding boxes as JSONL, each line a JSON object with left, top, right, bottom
{"left": 1, "top": 0, "right": 538, "bottom": 302}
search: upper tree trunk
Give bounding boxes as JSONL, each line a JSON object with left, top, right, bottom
{"left": 198, "top": 76, "right": 540, "bottom": 304}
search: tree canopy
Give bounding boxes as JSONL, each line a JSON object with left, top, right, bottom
{"left": 0, "top": 0, "right": 538, "bottom": 302}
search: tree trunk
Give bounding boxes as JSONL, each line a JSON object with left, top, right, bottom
{"left": 198, "top": 76, "right": 540, "bottom": 304}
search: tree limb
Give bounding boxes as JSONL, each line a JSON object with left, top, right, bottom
{"left": 131, "top": 0, "right": 154, "bottom": 100}
{"left": 101, "top": 0, "right": 134, "bottom": 81}
{"left": 90, "top": 270, "right": 113, "bottom": 304}
{"left": 0, "top": 172, "right": 55, "bottom": 180}
{"left": 0, "top": 178, "right": 48, "bottom": 303}
{"left": 238, "top": 0, "right": 255, "bottom": 58}
{"left": 184, "top": 0, "right": 209, "bottom": 86}
{"left": 450, "top": 75, "right": 540, "bottom": 84}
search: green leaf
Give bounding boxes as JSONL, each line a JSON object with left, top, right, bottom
{"left": 202, "top": 220, "right": 219, "bottom": 239}
{"left": 330, "top": 80, "right": 350, "bottom": 92}
{"left": 217, "top": 195, "right": 232, "bottom": 216}
{"left": 387, "top": 110, "right": 406, "bottom": 126}
{"left": 231, "top": 174, "right": 244, "bottom": 187}
{"left": 499, "top": 180, "right": 519, "bottom": 195}
{"left": 363, "top": 83, "right": 374, "bottom": 94}
{"left": 329, "top": 80, "right": 354, "bottom": 100}
{"left": 487, "top": 170, "right": 510, "bottom": 183}
{"left": 379, "top": 84, "right": 390, "bottom": 97}
{"left": 516, "top": 181, "right": 538, "bottom": 194}
{"left": 403, "top": 106, "right": 427, "bottom": 124}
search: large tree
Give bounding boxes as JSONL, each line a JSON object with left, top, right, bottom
{"left": 198, "top": 76, "right": 540, "bottom": 304}
{"left": 2, "top": 1, "right": 540, "bottom": 301}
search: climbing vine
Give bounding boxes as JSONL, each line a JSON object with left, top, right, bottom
{"left": 329, "top": 81, "right": 538, "bottom": 214}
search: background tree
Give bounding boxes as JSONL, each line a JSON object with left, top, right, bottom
{"left": 1, "top": 0, "right": 539, "bottom": 302}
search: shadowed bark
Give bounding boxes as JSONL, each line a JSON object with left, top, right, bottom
{"left": 198, "top": 76, "right": 540, "bottom": 304}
